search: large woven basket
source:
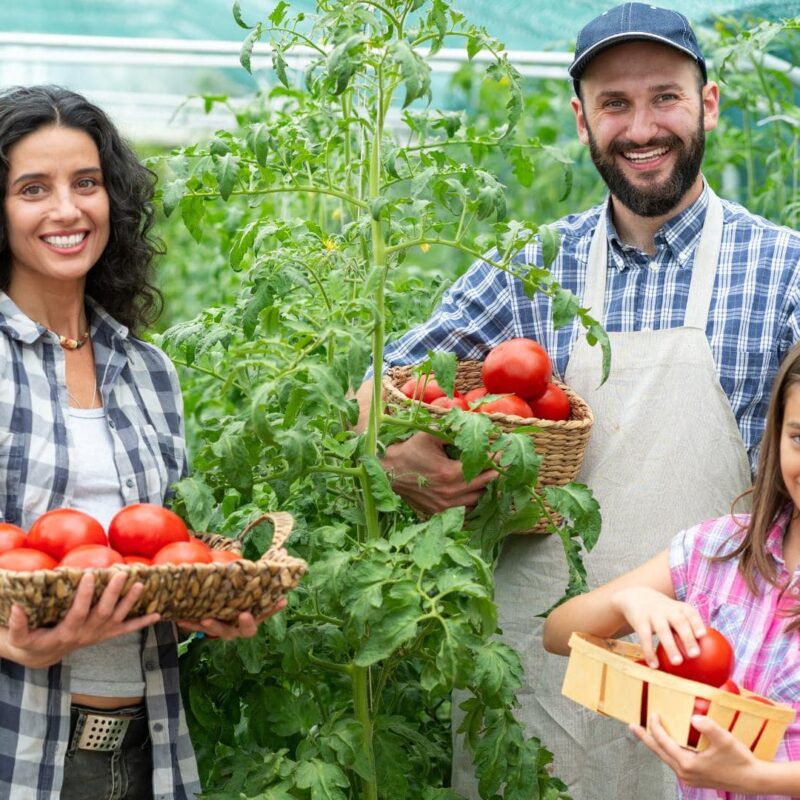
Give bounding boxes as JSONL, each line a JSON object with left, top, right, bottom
{"left": 563, "top": 632, "right": 795, "bottom": 760}
{"left": 383, "top": 360, "right": 594, "bottom": 533}
{"left": 0, "top": 512, "right": 307, "bottom": 628}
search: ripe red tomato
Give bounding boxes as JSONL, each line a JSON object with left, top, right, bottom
{"left": 0, "top": 547, "right": 58, "bottom": 571}
{"left": 463, "top": 386, "right": 488, "bottom": 407}
{"left": 722, "top": 678, "right": 740, "bottom": 694}
{"left": 478, "top": 394, "right": 534, "bottom": 419}
{"left": 430, "top": 395, "right": 469, "bottom": 411}
{"left": 59, "top": 545, "right": 125, "bottom": 569}
{"left": 529, "top": 382, "right": 571, "bottom": 421}
{"left": 481, "top": 338, "right": 552, "bottom": 401}
{"left": 655, "top": 628, "right": 734, "bottom": 687}
{"left": 27, "top": 509, "right": 106, "bottom": 561}
{"left": 122, "top": 555, "right": 152, "bottom": 565}
{"left": 152, "top": 539, "right": 213, "bottom": 565}
{"left": 0, "top": 523, "right": 26, "bottom": 554}
{"left": 108, "top": 503, "right": 190, "bottom": 558}
{"left": 634, "top": 658, "right": 650, "bottom": 726}
{"left": 400, "top": 376, "right": 446, "bottom": 404}
{"left": 209, "top": 549, "right": 243, "bottom": 564}
{"left": 687, "top": 696, "right": 710, "bottom": 747}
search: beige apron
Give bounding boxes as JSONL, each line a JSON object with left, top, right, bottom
{"left": 452, "top": 189, "right": 753, "bottom": 800}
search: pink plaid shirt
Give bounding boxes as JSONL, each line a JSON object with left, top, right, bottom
{"left": 669, "top": 508, "right": 800, "bottom": 800}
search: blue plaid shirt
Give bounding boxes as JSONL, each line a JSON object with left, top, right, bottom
{"left": 0, "top": 293, "right": 200, "bottom": 800}
{"left": 382, "top": 185, "right": 800, "bottom": 471}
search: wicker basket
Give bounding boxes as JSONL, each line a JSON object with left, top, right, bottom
{"left": 562, "top": 632, "right": 795, "bottom": 760}
{"left": 0, "top": 512, "right": 307, "bottom": 628}
{"left": 383, "top": 361, "right": 594, "bottom": 533}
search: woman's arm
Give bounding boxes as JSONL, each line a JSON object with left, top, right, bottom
{"left": 543, "top": 549, "right": 707, "bottom": 668}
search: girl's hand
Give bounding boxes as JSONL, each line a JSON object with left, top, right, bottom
{"left": 610, "top": 586, "right": 706, "bottom": 668}
{"left": 631, "top": 713, "right": 763, "bottom": 793}
{"left": 177, "top": 596, "right": 288, "bottom": 641}
{"left": 0, "top": 571, "right": 160, "bottom": 669}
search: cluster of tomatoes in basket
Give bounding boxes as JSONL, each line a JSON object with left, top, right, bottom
{"left": 400, "top": 338, "right": 572, "bottom": 421}
{"left": 0, "top": 504, "right": 243, "bottom": 572}
{"left": 640, "top": 627, "right": 772, "bottom": 746}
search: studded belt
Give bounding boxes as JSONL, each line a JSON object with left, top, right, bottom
{"left": 70, "top": 704, "right": 148, "bottom": 752}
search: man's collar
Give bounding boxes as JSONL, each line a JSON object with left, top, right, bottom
{"left": 604, "top": 180, "right": 711, "bottom": 272}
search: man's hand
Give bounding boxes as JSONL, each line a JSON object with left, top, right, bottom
{"left": 0, "top": 572, "right": 160, "bottom": 669}
{"left": 383, "top": 431, "right": 497, "bottom": 516}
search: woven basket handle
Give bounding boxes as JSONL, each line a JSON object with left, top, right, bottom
{"left": 237, "top": 511, "right": 294, "bottom": 550}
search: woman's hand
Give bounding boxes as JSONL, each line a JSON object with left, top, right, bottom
{"left": 177, "top": 596, "right": 288, "bottom": 641}
{"left": 610, "top": 586, "right": 706, "bottom": 668}
{"left": 0, "top": 571, "right": 160, "bottom": 669}
{"left": 630, "top": 713, "right": 765, "bottom": 793}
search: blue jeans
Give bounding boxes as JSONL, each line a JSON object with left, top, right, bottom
{"left": 60, "top": 704, "right": 154, "bottom": 800}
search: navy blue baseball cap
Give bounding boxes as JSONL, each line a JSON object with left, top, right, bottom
{"left": 569, "top": 3, "right": 707, "bottom": 89}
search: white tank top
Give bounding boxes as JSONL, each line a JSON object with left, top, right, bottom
{"left": 65, "top": 407, "right": 145, "bottom": 697}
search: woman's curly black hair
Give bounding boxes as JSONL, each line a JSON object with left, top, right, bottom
{"left": 0, "top": 85, "right": 164, "bottom": 334}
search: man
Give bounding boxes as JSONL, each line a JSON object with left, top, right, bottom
{"left": 356, "top": 4, "right": 800, "bottom": 799}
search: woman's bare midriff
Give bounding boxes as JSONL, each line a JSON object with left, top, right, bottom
{"left": 71, "top": 693, "right": 145, "bottom": 710}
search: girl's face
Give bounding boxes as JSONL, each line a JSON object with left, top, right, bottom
{"left": 780, "top": 384, "right": 800, "bottom": 510}
{"left": 3, "top": 124, "right": 110, "bottom": 293}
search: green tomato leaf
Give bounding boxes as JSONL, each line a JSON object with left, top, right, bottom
{"left": 354, "top": 604, "right": 420, "bottom": 666}
{"left": 294, "top": 758, "right": 349, "bottom": 800}
{"left": 232, "top": 0, "right": 251, "bottom": 29}
{"left": 213, "top": 153, "right": 240, "bottom": 201}
{"left": 361, "top": 455, "right": 402, "bottom": 513}
{"left": 161, "top": 178, "right": 186, "bottom": 218}
{"left": 240, "top": 24, "right": 263, "bottom": 74}
{"left": 539, "top": 224, "right": 561, "bottom": 269}
{"left": 544, "top": 482, "right": 601, "bottom": 551}
{"left": 390, "top": 40, "right": 432, "bottom": 108}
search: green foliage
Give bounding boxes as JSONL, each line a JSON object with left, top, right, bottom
{"left": 149, "top": 7, "right": 800, "bottom": 799}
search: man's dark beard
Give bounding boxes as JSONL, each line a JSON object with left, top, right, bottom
{"left": 586, "top": 118, "right": 705, "bottom": 218}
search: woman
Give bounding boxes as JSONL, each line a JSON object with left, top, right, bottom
{"left": 0, "top": 85, "right": 282, "bottom": 800}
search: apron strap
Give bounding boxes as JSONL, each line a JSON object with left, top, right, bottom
{"left": 584, "top": 185, "right": 724, "bottom": 331}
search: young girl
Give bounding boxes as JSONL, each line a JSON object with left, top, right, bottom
{"left": 543, "top": 342, "right": 800, "bottom": 799}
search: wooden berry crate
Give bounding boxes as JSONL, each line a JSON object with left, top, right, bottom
{"left": 562, "top": 632, "right": 795, "bottom": 761}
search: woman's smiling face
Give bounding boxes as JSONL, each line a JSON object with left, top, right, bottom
{"left": 4, "top": 124, "right": 110, "bottom": 292}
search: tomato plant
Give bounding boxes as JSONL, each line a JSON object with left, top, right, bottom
{"left": 152, "top": 540, "right": 212, "bottom": 565}
{"left": 656, "top": 628, "right": 734, "bottom": 687}
{"left": 0, "top": 547, "right": 58, "bottom": 571}
{"left": 0, "top": 523, "right": 26, "bottom": 554}
{"left": 481, "top": 338, "right": 552, "bottom": 401}
{"left": 108, "top": 503, "right": 190, "bottom": 558}
{"left": 59, "top": 545, "right": 125, "bottom": 569}
{"left": 151, "top": 1, "right": 608, "bottom": 797}
{"left": 26, "top": 509, "right": 106, "bottom": 561}
{"left": 530, "top": 382, "right": 571, "bottom": 421}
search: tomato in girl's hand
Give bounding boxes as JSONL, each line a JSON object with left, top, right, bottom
{"left": 655, "top": 627, "right": 734, "bottom": 687}
{"left": 0, "top": 523, "right": 26, "bottom": 554}
{"left": 27, "top": 509, "right": 106, "bottom": 561}
{"left": 687, "top": 696, "right": 711, "bottom": 747}
{"left": 0, "top": 547, "right": 59, "bottom": 571}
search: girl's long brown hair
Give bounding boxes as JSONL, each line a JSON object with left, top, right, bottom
{"left": 722, "top": 342, "right": 800, "bottom": 630}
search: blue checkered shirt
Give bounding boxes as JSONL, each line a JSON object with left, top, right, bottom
{"left": 0, "top": 293, "right": 200, "bottom": 799}
{"left": 381, "top": 184, "right": 800, "bottom": 471}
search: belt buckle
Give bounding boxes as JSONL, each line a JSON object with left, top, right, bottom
{"left": 76, "top": 712, "right": 131, "bottom": 751}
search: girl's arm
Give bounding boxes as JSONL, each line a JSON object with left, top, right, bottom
{"left": 542, "top": 549, "right": 707, "bottom": 668}
{"left": 633, "top": 713, "right": 800, "bottom": 795}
